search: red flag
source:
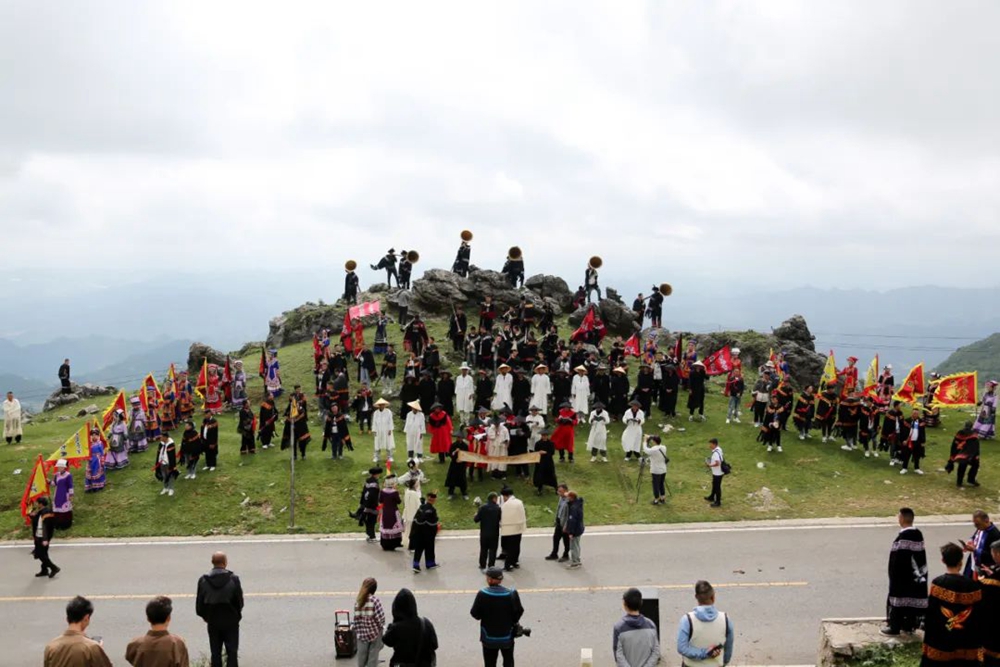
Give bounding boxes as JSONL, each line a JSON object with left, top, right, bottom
{"left": 623, "top": 334, "right": 640, "bottom": 357}
{"left": 571, "top": 306, "right": 607, "bottom": 342}
{"left": 223, "top": 356, "right": 233, "bottom": 403}
{"left": 894, "top": 363, "right": 925, "bottom": 404}
{"left": 932, "top": 372, "right": 977, "bottom": 407}
{"left": 704, "top": 346, "right": 733, "bottom": 376}
{"left": 101, "top": 390, "right": 128, "bottom": 431}
{"left": 259, "top": 348, "right": 267, "bottom": 378}
{"left": 20, "top": 455, "right": 49, "bottom": 525}
{"left": 341, "top": 311, "right": 354, "bottom": 353}
{"left": 349, "top": 301, "right": 381, "bottom": 319}
{"left": 195, "top": 358, "right": 208, "bottom": 399}
{"left": 672, "top": 335, "right": 683, "bottom": 361}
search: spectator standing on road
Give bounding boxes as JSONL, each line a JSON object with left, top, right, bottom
{"left": 499, "top": 487, "right": 526, "bottom": 571}
{"left": 704, "top": 439, "right": 724, "bottom": 507}
{"left": 642, "top": 435, "right": 669, "bottom": 505}
{"left": 676, "top": 581, "right": 734, "bottom": 667}
{"left": 612, "top": 588, "right": 659, "bottom": 667}
{"left": 353, "top": 578, "right": 385, "bottom": 667}
{"left": 545, "top": 484, "right": 570, "bottom": 563}
{"left": 125, "top": 595, "right": 190, "bottom": 667}
{"left": 43, "top": 595, "right": 112, "bottom": 667}
{"left": 470, "top": 567, "right": 525, "bottom": 667}
{"left": 564, "top": 490, "right": 585, "bottom": 569}
{"left": 30, "top": 497, "right": 60, "bottom": 579}
{"left": 196, "top": 551, "right": 244, "bottom": 667}
{"left": 881, "top": 507, "right": 927, "bottom": 636}
{"left": 383, "top": 588, "right": 438, "bottom": 667}
{"left": 411, "top": 492, "right": 441, "bottom": 573}
{"left": 474, "top": 492, "right": 502, "bottom": 572}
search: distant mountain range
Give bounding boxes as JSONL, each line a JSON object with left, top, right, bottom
{"left": 935, "top": 333, "right": 1000, "bottom": 383}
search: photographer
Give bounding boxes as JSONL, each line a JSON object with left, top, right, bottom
{"left": 642, "top": 435, "right": 669, "bottom": 505}
{"left": 470, "top": 567, "right": 525, "bottom": 667}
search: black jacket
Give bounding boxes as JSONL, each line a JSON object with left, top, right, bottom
{"left": 474, "top": 502, "right": 501, "bottom": 543}
{"left": 470, "top": 585, "right": 524, "bottom": 648}
{"left": 196, "top": 568, "right": 244, "bottom": 629}
{"left": 383, "top": 589, "right": 438, "bottom": 666}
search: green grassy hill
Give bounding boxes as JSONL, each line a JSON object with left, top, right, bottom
{"left": 935, "top": 332, "right": 1000, "bottom": 384}
{"left": 0, "top": 312, "right": 989, "bottom": 540}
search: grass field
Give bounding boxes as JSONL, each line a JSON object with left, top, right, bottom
{"left": 1, "top": 313, "right": 993, "bottom": 540}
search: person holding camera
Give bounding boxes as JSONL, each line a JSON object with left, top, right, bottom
{"left": 705, "top": 438, "right": 725, "bottom": 508}
{"left": 676, "top": 581, "right": 734, "bottom": 667}
{"left": 642, "top": 435, "right": 669, "bottom": 505}
{"left": 470, "top": 567, "right": 525, "bottom": 667}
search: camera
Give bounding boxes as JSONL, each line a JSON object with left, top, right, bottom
{"left": 513, "top": 624, "right": 532, "bottom": 638}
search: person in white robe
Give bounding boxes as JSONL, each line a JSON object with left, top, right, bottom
{"left": 571, "top": 366, "right": 590, "bottom": 416}
{"left": 525, "top": 406, "right": 545, "bottom": 452}
{"left": 455, "top": 363, "right": 475, "bottom": 423}
{"left": 587, "top": 401, "right": 610, "bottom": 462}
{"left": 492, "top": 364, "right": 513, "bottom": 411}
{"left": 529, "top": 365, "right": 551, "bottom": 413}
{"left": 403, "top": 401, "right": 426, "bottom": 459}
{"left": 401, "top": 478, "right": 421, "bottom": 548}
{"left": 486, "top": 418, "right": 510, "bottom": 475}
{"left": 621, "top": 399, "right": 645, "bottom": 460}
{"left": 372, "top": 398, "right": 396, "bottom": 463}
{"left": 3, "top": 392, "right": 23, "bottom": 444}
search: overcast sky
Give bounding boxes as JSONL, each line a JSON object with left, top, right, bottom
{"left": 2, "top": 1, "right": 997, "bottom": 292}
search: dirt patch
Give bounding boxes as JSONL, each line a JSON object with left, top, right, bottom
{"left": 747, "top": 486, "right": 790, "bottom": 512}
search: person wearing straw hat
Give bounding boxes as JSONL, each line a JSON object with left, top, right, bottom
{"left": 455, "top": 363, "right": 475, "bottom": 424}
{"left": 552, "top": 401, "right": 579, "bottom": 463}
{"left": 486, "top": 416, "right": 510, "bottom": 479}
{"left": 404, "top": 401, "right": 426, "bottom": 461}
{"left": 622, "top": 399, "right": 645, "bottom": 461}
{"left": 492, "top": 364, "right": 513, "bottom": 411}
{"left": 372, "top": 398, "right": 396, "bottom": 464}
{"left": 525, "top": 405, "right": 545, "bottom": 452}
{"left": 687, "top": 361, "right": 708, "bottom": 422}
{"left": 587, "top": 401, "right": 611, "bottom": 462}
{"left": 529, "top": 364, "right": 551, "bottom": 413}
{"left": 571, "top": 365, "right": 590, "bottom": 416}
{"left": 428, "top": 402, "right": 454, "bottom": 464}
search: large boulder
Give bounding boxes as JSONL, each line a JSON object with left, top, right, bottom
{"left": 265, "top": 292, "right": 388, "bottom": 349}
{"left": 525, "top": 274, "right": 573, "bottom": 311}
{"left": 41, "top": 382, "right": 117, "bottom": 412}
{"left": 568, "top": 300, "right": 638, "bottom": 337}
{"left": 772, "top": 315, "right": 816, "bottom": 352}
{"left": 187, "top": 342, "right": 229, "bottom": 375}
{"left": 772, "top": 316, "right": 825, "bottom": 389}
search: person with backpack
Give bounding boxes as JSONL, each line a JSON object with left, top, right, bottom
{"left": 704, "top": 438, "right": 726, "bottom": 508}
{"left": 383, "top": 589, "right": 438, "bottom": 667}
{"left": 642, "top": 435, "right": 670, "bottom": 505}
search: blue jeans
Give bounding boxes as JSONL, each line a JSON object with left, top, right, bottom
{"left": 357, "top": 636, "right": 382, "bottom": 667}
{"left": 727, "top": 396, "right": 741, "bottom": 419}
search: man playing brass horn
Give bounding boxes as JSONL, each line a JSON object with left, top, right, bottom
{"left": 585, "top": 259, "right": 601, "bottom": 303}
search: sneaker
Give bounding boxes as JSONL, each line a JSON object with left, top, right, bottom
{"left": 590, "top": 456, "right": 597, "bottom": 462}
{"left": 601, "top": 456, "right": 608, "bottom": 463}
{"left": 463, "top": 495, "right": 470, "bottom": 500}
{"left": 766, "top": 446, "right": 773, "bottom": 452}
{"left": 427, "top": 564, "right": 440, "bottom": 570}
{"left": 412, "top": 566, "right": 421, "bottom": 573}
{"left": 879, "top": 627, "right": 900, "bottom": 637}
{"left": 969, "top": 481, "right": 981, "bottom": 487}
{"left": 545, "top": 554, "right": 558, "bottom": 561}
{"left": 689, "top": 416, "right": 694, "bottom": 422}
{"left": 202, "top": 465, "right": 210, "bottom": 471}
{"left": 704, "top": 496, "right": 714, "bottom": 501}
{"left": 841, "top": 445, "right": 851, "bottom": 451}
{"left": 558, "top": 555, "right": 569, "bottom": 563}
{"left": 160, "top": 488, "right": 168, "bottom": 495}
{"left": 209, "top": 467, "right": 215, "bottom": 471}
{"left": 168, "top": 489, "right": 175, "bottom": 496}
{"left": 734, "top": 418, "right": 741, "bottom": 424}
{"left": 567, "top": 563, "right": 581, "bottom": 569}
{"left": 777, "top": 446, "right": 783, "bottom": 453}
{"left": 873, "top": 451, "right": 880, "bottom": 458}
{"left": 726, "top": 418, "right": 731, "bottom": 425}
{"left": 372, "top": 457, "right": 378, "bottom": 463}
{"left": 366, "top": 538, "right": 378, "bottom": 544}
{"left": 900, "top": 469, "right": 907, "bottom": 475}
{"left": 701, "top": 415, "right": 707, "bottom": 422}
{"left": 821, "top": 437, "right": 828, "bottom": 443}
{"left": 710, "top": 502, "right": 721, "bottom": 508}
{"left": 914, "top": 469, "right": 924, "bottom": 475}
{"left": 889, "top": 460, "right": 896, "bottom": 467}
{"left": 798, "top": 434, "right": 805, "bottom": 441}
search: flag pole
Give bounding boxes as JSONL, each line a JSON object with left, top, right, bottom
{"left": 289, "top": 413, "right": 296, "bottom": 529}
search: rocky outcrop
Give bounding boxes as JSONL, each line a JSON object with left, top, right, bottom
{"left": 42, "top": 383, "right": 117, "bottom": 412}
{"left": 525, "top": 274, "right": 573, "bottom": 311}
{"left": 402, "top": 268, "right": 569, "bottom": 317}
{"left": 772, "top": 316, "right": 826, "bottom": 389}
{"left": 568, "top": 300, "right": 638, "bottom": 337}
{"left": 265, "top": 289, "right": 390, "bottom": 349}
{"left": 187, "top": 342, "right": 229, "bottom": 375}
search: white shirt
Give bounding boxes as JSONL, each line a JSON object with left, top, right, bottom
{"left": 499, "top": 496, "right": 527, "bottom": 536}
{"left": 643, "top": 443, "right": 669, "bottom": 475}
{"left": 710, "top": 447, "right": 724, "bottom": 476}
{"left": 492, "top": 373, "right": 513, "bottom": 410}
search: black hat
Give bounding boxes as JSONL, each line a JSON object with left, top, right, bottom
{"left": 485, "top": 566, "right": 505, "bottom": 579}
{"left": 452, "top": 430, "right": 466, "bottom": 438}
{"left": 368, "top": 467, "right": 383, "bottom": 475}
{"left": 593, "top": 401, "right": 605, "bottom": 410}
{"left": 431, "top": 402, "right": 443, "bottom": 410}
{"left": 560, "top": 401, "right": 572, "bottom": 408}
{"left": 540, "top": 426, "right": 554, "bottom": 436}
{"left": 501, "top": 486, "right": 513, "bottom": 496}
{"left": 468, "top": 418, "right": 486, "bottom": 427}
{"left": 628, "top": 399, "right": 641, "bottom": 407}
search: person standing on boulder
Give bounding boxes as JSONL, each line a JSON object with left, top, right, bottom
{"left": 58, "top": 358, "right": 71, "bottom": 394}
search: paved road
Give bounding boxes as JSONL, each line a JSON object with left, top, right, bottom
{"left": 0, "top": 516, "right": 973, "bottom": 666}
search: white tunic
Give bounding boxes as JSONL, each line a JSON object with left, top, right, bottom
{"left": 525, "top": 414, "right": 545, "bottom": 451}
{"left": 486, "top": 424, "right": 510, "bottom": 472}
{"left": 492, "top": 373, "right": 513, "bottom": 411}
{"left": 587, "top": 409, "right": 610, "bottom": 451}
{"left": 621, "top": 408, "right": 645, "bottom": 453}
{"left": 372, "top": 408, "right": 395, "bottom": 453}
{"left": 571, "top": 375, "right": 590, "bottom": 415}
{"left": 404, "top": 411, "right": 425, "bottom": 454}
{"left": 529, "top": 374, "right": 551, "bottom": 412}
{"left": 3, "top": 398, "right": 22, "bottom": 438}
{"left": 455, "top": 374, "right": 475, "bottom": 414}
{"left": 500, "top": 496, "right": 527, "bottom": 536}
{"left": 402, "top": 487, "right": 421, "bottom": 544}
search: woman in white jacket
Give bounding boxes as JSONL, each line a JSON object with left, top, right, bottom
{"left": 621, "top": 399, "right": 645, "bottom": 461}
{"left": 587, "top": 401, "right": 610, "bottom": 462}
{"left": 642, "top": 434, "right": 669, "bottom": 504}
{"left": 403, "top": 401, "right": 425, "bottom": 459}
{"left": 455, "top": 363, "right": 475, "bottom": 423}
{"left": 372, "top": 398, "right": 395, "bottom": 463}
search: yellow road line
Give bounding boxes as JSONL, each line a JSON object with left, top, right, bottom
{"left": 0, "top": 581, "right": 806, "bottom": 603}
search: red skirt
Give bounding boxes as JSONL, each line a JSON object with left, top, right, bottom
{"left": 552, "top": 424, "right": 575, "bottom": 452}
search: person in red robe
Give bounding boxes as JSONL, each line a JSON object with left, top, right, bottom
{"left": 427, "top": 403, "right": 454, "bottom": 464}
{"left": 839, "top": 356, "right": 859, "bottom": 399}
{"left": 466, "top": 417, "right": 488, "bottom": 482}
{"left": 552, "top": 401, "right": 578, "bottom": 463}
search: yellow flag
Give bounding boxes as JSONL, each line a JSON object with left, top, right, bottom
{"left": 20, "top": 455, "right": 50, "bottom": 525}
{"left": 289, "top": 396, "right": 300, "bottom": 421}
{"left": 864, "top": 355, "right": 879, "bottom": 389}
{"left": 47, "top": 421, "right": 91, "bottom": 465}
{"left": 818, "top": 350, "right": 837, "bottom": 390}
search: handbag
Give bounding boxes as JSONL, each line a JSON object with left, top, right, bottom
{"left": 721, "top": 460, "right": 732, "bottom": 475}
{"left": 394, "top": 617, "right": 432, "bottom": 667}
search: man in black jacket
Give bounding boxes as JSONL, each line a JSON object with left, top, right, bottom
{"left": 474, "top": 493, "right": 502, "bottom": 572}
{"left": 196, "top": 551, "right": 244, "bottom": 667}
{"left": 349, "top": 467, "right": 382, "bottom": 543}
{"left": 470, "top": 567, "right": 525, "bottom": 667}
{"left": 30, "top": 497, "right": 60, "bottom": 578}
{"left": 58, "top": 358, "right": 71, "bottom": 394}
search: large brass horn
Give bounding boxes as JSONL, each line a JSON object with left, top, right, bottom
{"left": 659, "top": 283, "right": 673, "bottom": 297}
{"left": 345, "top": 260, "right": 357, "bottom": 271}
{"left": 507, "top": 246, "right": 523, "bottom": 261}
{"left": 406, "top": 250, "right": 419, "bottom": 263}
{"left": 461, "top": 229, "right": 473, "bottom": 242}
{"left": 588, "top": 255, "right": 603, "bottom": 270}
